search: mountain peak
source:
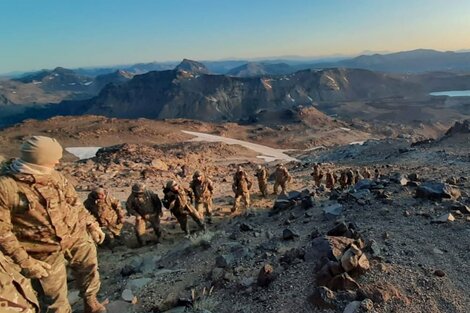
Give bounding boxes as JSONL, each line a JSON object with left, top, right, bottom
{"left": 175, "top": 59, "right": 210, "bottom": 74}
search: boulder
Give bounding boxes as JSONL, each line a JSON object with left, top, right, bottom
{"left": 257, "top": 264, "right": 276, "bottom": 287}
{"left": 323, "top": 203, "right": 343, "bottom": 218}
{"left": 305, "top": 236, "right": 355, "bottom": 264}
{"left": 121, "top": 289, "right": 134, "bottom": 302}
{"left": 416, "top": 182, "right": 460, "bottom": 200}
{"left": 354, "top": 179, "right": 374, "bottom": 190}
{"left": 125, "top": 277, "right": 152, "bottom": 292}
{"left": 308, "top": 286, "right": 337, "bottom": 309}
{"left": 150, "top": 159, "right": 168, "bottom": 171}
{"left": 431, "top": 213, "right": 455, "bottom": 224}
{"left": 215, "top": 254, "right": 234, "bottom": 268}
{"left": 343, "top": 301, "right": 361, "bottom": 313}
{"left": 328, "top": 273, "right": 360, "bottom": 291}
{"left": 390, "top": 172, "right": 408, "bottom": 186}
{"left": 282, "top": 228, "right": 299, "bottom": 240}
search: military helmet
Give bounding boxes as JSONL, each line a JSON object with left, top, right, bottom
{"left": 166, "top": 180, "right": 178, "bottom": 189}
{"left": 91, "top": 187, "right": 105, "bottom": 198}
{"left": 237, "top": 165, "right": 243, "bottom": 172}
{"left": 257, "top": 165, "right": 262, "bottom": 170}
{"left": 193, "top": 170, "right": 202, "bottom": 179}
{"left": 132, "top": 182, "right": 146, "bottom": 193}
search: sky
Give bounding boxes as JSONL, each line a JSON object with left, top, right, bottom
{"left": 1, "top": 0, "right": 470, "bottom": 73}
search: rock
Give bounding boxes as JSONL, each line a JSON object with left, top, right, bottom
{"left": 150, "top": 158, "right": 168, "bottom": 171}
{"left": 125, "top": 277, "right": 152, "bottom": 292}
{"left": 434, "top": 269, "right": 446, "bottom": 277}
{"left": 238, "top": 276, "right": 255, "bottom": 289}
{"left": 328, "top": 273, "right": 360, "bottom": 291}
{"left": 355, "top": 253, "right": 370, "bottom": 274}
{"left": 305, "top": 236, "right": 356, "bottom": 264}
{"left": 433, "top": 248, "right": 444, "bottom": 254}
{"left": 416, "top": 182, "right": 461, "bottom": 200}
{"left": 308, "top": 286, "right": 337, "bottom": 309}
{"left": 341, "top": 245, "right": 361, "bottom": 272}
{"left": 67, "top": 289, "right": 80, "bottom": 305}
{"left": 390, "top": 172, "right": 408, "bottom": 186}
{"left": 354, "top": 179, "right": 374, "bottom": 190}
{"left": 408, "top": 173, "right": 419, "bottom": 182}
{"left": 121, "top": 256, "right": 144, "bottom": 276}
{"left": 369, "top": 240, "right": 382, "bottom": 258}
{"left": 301, "top": 196, "right": 315, "bottom": 209}
{"left": 327, "top": 222, "right": 354, "bottom": 238}
{"left": 282, "top": 228, "right": 299, "bottom": 240}
{"left": 446, "top": 177, "right": 458, "bottom": 185}
{"left": 272, "top": 199, "right": 292, "bottom": 214}
{"left": 121, "top": 289, "right": 134, "bottom": 302}
{"left": 211, "top": 267, "right": 225, "bottom": 283}
{"left": 431, "top": 213, "right": 455, "bottom": 224}
{"left": 360, "top": 298, "right": 374, "bottom": 311}
{"left": 323, "top": 203, "right": 343, "bottom": 218}
{"left": 287, "top": 190, "right": 302, "bottom": 200}
{"left": 280, "top": 248, "right": 305, "bottom": 265}
{"left": 239, "top": 223, "right": 255, "bottom": 232}
{"left": 215, "top": 254, "right": 234, "bottom": 268}
{"left": 343, "top": 301, "right": 361, "bottom": 313}
{"left": 106, "top": 300, "right": 134, "bottom": 313}
{"left": 358, "top": 282, "right": 403, "bottom": 304}
{"left": 316, "top": 261, "right": 344, "bottom": 287}
{"left": 257, "top": 264, "right": 276, "bottom": 287}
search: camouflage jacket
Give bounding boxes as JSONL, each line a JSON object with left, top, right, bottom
{"left": 189, "top": 178, "right": 214, "bottom": 203}
{"left": 0, "top": 170, "right": 99, "bottom": 263}
{"left": 84, "top": 193, "right": 126, "bottom": 229}
{"left": 255, "top": 168, "right": 268, "bottom": 182}
{"left": 232, "top": 171, "right": 252, "bottom": 194}
{"left": 274, "top": 167, "right": 291, "bottom": 183}
{"left": 162, "top": 188, "right": 192, "bottom": 214}
{"left": 0, "top": 252, "right": 39, "bottom": 312}
{"left": 126, "top": 191, "right": 162, "bottom": 218}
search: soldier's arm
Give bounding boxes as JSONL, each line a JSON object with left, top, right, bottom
{"left": 0, "top": 180, "right": 30, "bottom": 264}
{"left": 151, "top": 193, "right": 163, "bottom": 216}
{"left": 125, "top": 197, "right": 138, "bottom": 216}
{"left": 111, "top": 196, "right": 126, "bottom": 220}
{"left": 208, "top": 179, "right": 214, "bottom": 194}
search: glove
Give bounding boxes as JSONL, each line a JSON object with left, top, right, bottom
{"left": 19, "top": 257, "right": 51, "bottom": 279}
{"left": 88, "top": 224, "right": 106, "bottom": 245}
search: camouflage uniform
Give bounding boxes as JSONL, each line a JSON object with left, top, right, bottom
{"left": 325, "top": 172, "right": 336, "bottom": 190}
{"left": 0, "top": 170, "right": 104, "bottom": 313}
{"left": 273, "top": 164, "right": 291, "bottom": 195}
{"left": 126, "top": 184, "right": 163, "bottom": 245}
{"left": 189, "top": 172, "right": 214, "bottom": 223}
{"left": 311, "top": 164, "right": 323, "bottom": 187}
{"left": 254, "top": 166, "right": 268, "bottom": 197}
{"left": 84, "top": 188, "right": 126, "bottom": 245}
{"left": 354, "top": 170, "right": 364, "bottom": 184}
{"left": 374, "top": 168, "right": 381, "bottom": 180}
{"left": 163, "top": 181, "right": 205, "bottom": 236}
{"left": 362, "top": 167, "right": 371, "bottom": 179}
{"left": 0, "top": 252, "right": 39, "bottom": 313}
{"left": 231, "top": 167, "right": 252, "bottom": 212}
{"left": 339, "top": 171, "right": 348, "bottom": 189}
{"left": 346, "top": 170, "right": 354, "bottom": 186}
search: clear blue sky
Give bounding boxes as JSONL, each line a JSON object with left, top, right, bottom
{"left": 1, "top": 0, "right": 469, "bottom": 73}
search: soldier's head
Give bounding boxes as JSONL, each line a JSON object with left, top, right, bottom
{"left": 132, "top": 182, "right": 146, "bottom": 194}
{"left": 193, "top": 170, "right": 203, "bottom": 181}
{"left": 91, "top": 187, "right": 106, "bottom": 200}
{"left": 237, "top": 165, "right": 243, "bottom": 173}
{"left": 20, "top": 136, "right": 63, "bottom": 168}
{"left": 277, "top": 163, "right": 284, "bottom": 168}
{"left": 257, "top": 165, "right": 262, "bottom": 170}
{"left": 166, "top": 180, "right": 179, "bottom": 191}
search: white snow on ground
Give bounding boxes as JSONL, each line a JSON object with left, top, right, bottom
{"left": 182, "top": 131, "right": 298, "bottom": 162}
{"left": 65, "top": 147, "right": 101, "bottom": 160}
{"left": 340, "top": 127, "right": 351, "bottom": 131}
{"left": 349, "top": 141, "right": 365, "bottom": 145}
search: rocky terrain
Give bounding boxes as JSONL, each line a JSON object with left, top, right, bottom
{"left": 0, "top": 115, "right": 468, "bottom": 313}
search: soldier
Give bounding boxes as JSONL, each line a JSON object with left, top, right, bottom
{"left": 374, "top": 167, "right": 381, "bottom": 180}
{"left": 346, "top": 169, "right": 354, "bottom": 186}
{"left": 84, "top": 187, "right": 126, "bottom": 247}
{"left": 273, "top": 163, "right": 292, "bottom": 195}
{"left": 354, "top": 170, "right": 364, "bottom": 184}
{"left": 254, "top": 165, "right": 268, "bottom": 197}
{"left": 311, "top": 163, "right": 323, "bottom": 187}
{"left": 0, "top": 136, "right": 106, "bottom": 313}
{"left": 0, "top": 251, "right": 39, "bottom": 312}
{"left": 325, "top": 171, "right": 336, "bottom": 190}
{"left": 190, "top": 171, "right": 214, "bottom": 223}
{"left": 339, "top": 171, "right": 348, "bottom": 189}
{"left": 231, "top": 166, "right": 252, "bottom": 212}
{"left": 362, "top": 167, "right": 372, "bottom": 179}
{"left": 162, "top": 180, "right": 205, "bottom": 237}
{"left": 126, "top": 183, "right": 163, "bottom": 246}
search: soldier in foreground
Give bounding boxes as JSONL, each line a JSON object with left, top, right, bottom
{"left": 231, "top": 166, "right": 252, "bottom": 212}
{"left": 126, "top": 183, "right": 163, "bottom": 246}
{"left": 84, "top": 187, "right": 127, "bottom": 247}
{"left": 273, "top": 163, "right": 292, "bottom": 195}
{"left": 254, "top": 165, "right": 268, "bottom": 197}
{"left": 0, "top": 136, "right": 106, "bottom": 313}
{"left": 0, "top": 251, "right": 39, "bottom": 312}
{"left": 163, "top": 180, "right": 205, "bottom": 237}
{"left": 190, "top": 171, "right": 214, "bottom": 223}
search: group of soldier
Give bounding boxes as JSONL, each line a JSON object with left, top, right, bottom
{"left": 1, "top": 136, "right": 358, "bottom": 313}
{"left": 311, "top": 163, "right": 380, "bottom": 190}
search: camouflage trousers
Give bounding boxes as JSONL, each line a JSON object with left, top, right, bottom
{"left": 232, "top": 192, "right": 250, "bottom": 212}
{"left": 0, "top": 256, "right": 39, "bottom": 313}
{"left": 172, "top": 205, "right": 205, "bottom": 235}
{"left": 195, "top": 198, "right": 212, "bottom": 219}
{"left": 257, "top": 180, "right": 268, "bottom": 197}
{"left": 31, "top": 235, "right": 100, "bottom": 313}
{"left": 273, "top": 181, "right": 288, "bottom": 195}
{"left": 135, "top": 214, "right": 161, "bottom": 244}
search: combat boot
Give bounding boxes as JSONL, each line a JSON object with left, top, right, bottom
{"left": 84, "top": 296, "right": 106, "bottom": 313}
